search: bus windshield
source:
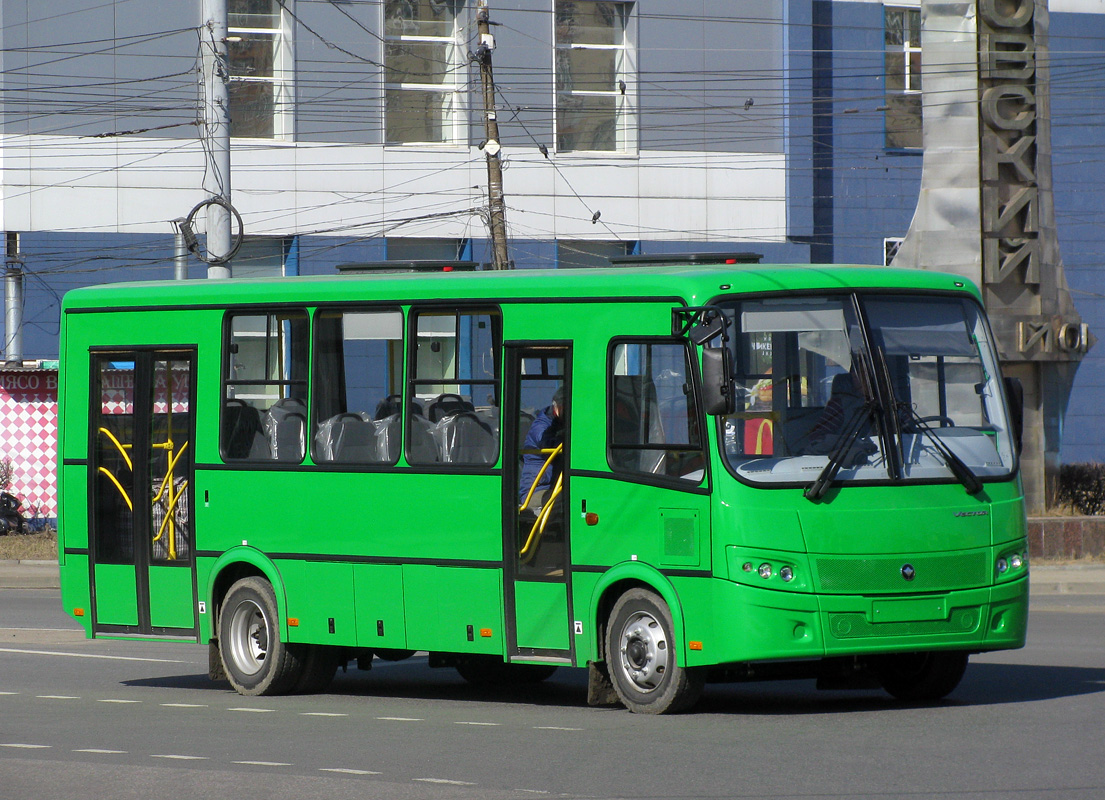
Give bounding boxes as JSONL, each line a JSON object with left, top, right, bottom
{"left": 717, "top": 293, "right": 1017, "bottom": 487}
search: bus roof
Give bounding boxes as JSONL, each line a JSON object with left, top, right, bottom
{"left": 61, "top": 263, "right": 980, "bottom": 312}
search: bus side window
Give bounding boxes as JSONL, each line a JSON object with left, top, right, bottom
{"left": 222, "top": 310, "right": 309, "bottom": 463}
{"left": 311, "top": 308, "right": 404, "bottom": 465}
{"left": 407, "top": 308, "right": 501, "bottom": 467}
{"left": 608, "top": 340, "right": 705, "bottom": 483}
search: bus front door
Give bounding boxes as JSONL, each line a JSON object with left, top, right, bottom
{"left": 504, "top": 345, "right": 573, "bottom": 663}
{"left": 89, "top": 351, "right": 198, "bottom": 638}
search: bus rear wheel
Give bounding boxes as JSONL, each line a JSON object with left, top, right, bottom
{"left": 875, "top": 651, "right": 969, "bottom": 702}
{"left": 219, "top": 577, "right": 304, "bottom": 696}
{"left": 605, "top": 588, "right": 704, "bottom": 714}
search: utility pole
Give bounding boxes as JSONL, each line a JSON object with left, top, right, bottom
{"left": 3, "top": 233, "right": 22, "bottom": 365}
{"left": 475, "top": 1, "right": 510, "bottom": 270}
{"left": 201, "top": 0, "right": 233, "bottom": 279}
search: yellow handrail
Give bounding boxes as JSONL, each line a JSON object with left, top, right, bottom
{"left": 97, "top": 467, "right": 133, "bottom": 511}
{"left": 520, "top": 473, "right": 563, "bottom": 562}
{"left": 518, "top": 443, "right": 563, "bottom": 512}
{"left": 152, "top": 480, "right": 189, "bottom": 560}
{"left": 98, "top": 427, "right": 133, "bottom": 471}
{"left": 151, "top": 441, "right": 189, "bottom": 505}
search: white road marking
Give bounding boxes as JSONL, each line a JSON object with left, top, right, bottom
{"left": 319, "top": 768, "right": 381, "bottom": 776}
{"left": 300, "top": 712, "right": 347, "bottom": 717}
{"left": 376, "top": 716, "right": 422, "bottom": 722}
{"left": 161, "top": 703, "right": 207, "bottom": 708}
{"left": 75, "top": 749, "right": 127, "bottom": 754}
{"left": 1, "top": 743, "right": 51, "bottom": 749}
{"left": 36, "top": 695, "right": 80, "bottom": 700}
{"left": 0, "top": 647, "right": 191, "bottom": 664}
{"left": 455, "top": 721, "right": 501, "bottom": 726}
{"left": 414, "top": 778, "right": 477, "bottom": 786}
{"left": 0, "top": 691, "right": 18, "bottom": 695}
{"left": 98, "top": 699, "right": 141, "bottom": 704}
{"left": 534, "top": 726, "right": 583, "bottom": 731}
{"left": 234, "top": 760, "right": 292, "bottom": 767}
{"left": 151, "top": 754, "right": 207, "bottom": 761}
{"left": 228, "top": 707, "right": 275, "bottom": 713}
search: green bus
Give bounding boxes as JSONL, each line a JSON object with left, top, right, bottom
{"left": 56, "top": 261, "right": 1028, "bottom": 713}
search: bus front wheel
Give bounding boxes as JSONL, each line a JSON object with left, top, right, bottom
{"left": 875, "top": 651, "right": 969, "bottom": 702}
{"left": 219, "top": 577, "right": 304, "bottom": 696}
{"left": 605, "top": 588, "right": 704, "bottom": 714}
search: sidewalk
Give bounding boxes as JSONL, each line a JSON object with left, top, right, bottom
{"left": 0, "top": 560, "right": 60, "bottom": 589}
{"left": 2, "top": 559, "right": 1104, "bottom": 594}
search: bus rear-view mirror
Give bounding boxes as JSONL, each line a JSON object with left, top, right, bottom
{"left": 701, "top": 346, "right": 735, "bottom": 415}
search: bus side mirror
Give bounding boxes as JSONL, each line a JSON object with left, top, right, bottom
{"left": 701, "top": 346, "right": 735, "bottom": 415}
{"left": 1003, "top": 376, "right": 1024, "bottom": 456}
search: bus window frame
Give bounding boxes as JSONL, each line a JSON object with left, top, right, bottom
{"left": 310, "top": 303, "right": 406, "bottom": 468}
{"left": 404, "top": 304, "right": 503, "bottom": 472}
{"left": 220, "top": 306, "right": 310, "bottom": 465}
{"left": 605, "top": 335, "right": 710, "bottom": 494}
{"left": 709, "top": 288, "right": 1019, "bottom": 492}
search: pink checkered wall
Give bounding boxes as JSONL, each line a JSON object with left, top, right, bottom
{"left": 0, "top": 369, "right": 58, "bottom": 521}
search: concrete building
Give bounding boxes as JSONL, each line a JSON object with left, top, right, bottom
{"left": 1, "top": 0, "right": 1104, "bottom": 510}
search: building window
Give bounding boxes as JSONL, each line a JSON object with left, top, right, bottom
{"left": 884, "top": 5, "right": 922, "bottom": 149}
{"left": 228, "top": 0, "right": 293, "bottom": 139}
{"left": 230, "top": 238, "right": 290, "bottom": 279}
{"left": 555, "top": 1, "right": 633, "bottom": 153}
{"left": 884, "top": 237, "right": 904, "bottom": 266}
{"left": 384, "top": 0, "right": 466, "bottom": 144}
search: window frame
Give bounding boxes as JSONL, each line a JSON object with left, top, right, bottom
{"left": 227, "top": 0, "right": 295, "bottom": 140}
{"left": 553, "top": 0, "right": 636, "bottom": 154}
{"left": 605, "top": 336, "right": 708, "bottom": 492}
{"left": 404, "top": 305, "right": 503, "bottom": 469}
{"left": 382, "top": 0, "right": 468, "bottom": 146}
{"left": 310, "top": 305, "right": 406, "bottom": 467}
{"left": 712, "top": 289, "right": 1019, "bottom": 490}
{"left": 220, "top": 307, "right": 310, "bottom": 464}
{"left": 883, "top": 3, "right": 922, "bottom": 150}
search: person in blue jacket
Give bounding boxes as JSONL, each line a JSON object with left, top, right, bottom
{"left": 519, "top": 386, "right": 565, "bottom": 506}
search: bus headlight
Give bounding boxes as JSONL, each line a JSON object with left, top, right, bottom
{"left": 758, "top": 563, "right": 772, "bottom": 579}
{"left": 779, "top": 566, "right": 794, "bottom": 582}
{"left": 1010, "top": 554, "right": 1023, "bottom": 570}
{"left": 996, "top": 557, "right": 1008, "bottom": 574}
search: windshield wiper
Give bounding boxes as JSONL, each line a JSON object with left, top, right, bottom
{"left": 897, "top": 404, "right": 983, "bottom": 495}
{"left": 804, "top": 355, "right": 882, "bottom": 502}
{"left": 803, "top": 400, "right": 879, "bottom": 501}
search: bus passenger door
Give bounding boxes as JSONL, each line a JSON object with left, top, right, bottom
{"left": 503, "top": 345, "right": 573, "bottom": 663}
{"left": 89, "top": 351, "right": 198, "bottom": 638}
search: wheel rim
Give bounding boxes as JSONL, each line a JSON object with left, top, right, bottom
{"left": 226, "top": 598, "right": 268, "bottom": 676}
{"left": 615, "top": 610, "right": 669, "bottom": 693}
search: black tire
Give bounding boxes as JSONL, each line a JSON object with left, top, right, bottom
{"left": 293, "top": 645, "right": 340, "bottom": 694}
{"left": 455, "top": 655, "right": 559, "bottom": 686}
{"left": 605, "top": 588, "right": 704, "bottom": 714}
{"left": 219, "top": 577, "right": 304, "bottom": 696}
{"left": 876, "top": 651, "right": 969, "bottom": 702}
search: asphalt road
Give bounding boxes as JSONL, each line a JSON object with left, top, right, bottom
{"left": 2, "top": 586, "right": 1105, "bottom": 800}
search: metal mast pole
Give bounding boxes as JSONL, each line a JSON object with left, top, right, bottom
{"left": 201, "top": 0, "right": 233, "bottom": 278}
{"left": 476, "top": 2, "right": 510, "bottom": 270}
{"left": 3, "top": 233, "right": 22, "bottom": 365}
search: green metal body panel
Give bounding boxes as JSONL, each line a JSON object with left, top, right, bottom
{"left": 513, "top": 581, "right": 571, "bottom": 651}
{"left": 148, "top": 566, "right": 196, "bottom": 629}
{"left": 92, "top": 563, "right": 139, "bottom": 626}
{"left": 55, "top": 265, "right": 1027, "bottom": 680}
{"left": 401, "top": 565, "right": 504, "bottom": 653}
{"left": 353, "top": 564, "right": 407, "bottom": 649}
